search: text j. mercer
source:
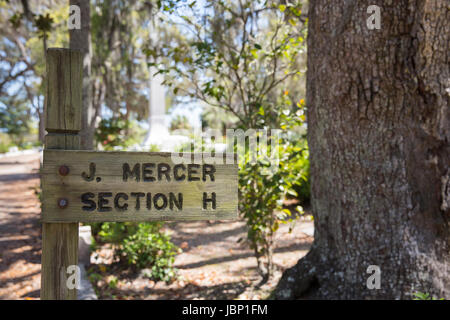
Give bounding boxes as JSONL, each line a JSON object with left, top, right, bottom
{"left": 80, "top": 163, "right": 217, "bottom": 212}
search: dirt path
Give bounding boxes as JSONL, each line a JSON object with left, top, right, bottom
{"left": 0, "top": 152, "right": 42, "bottom": 299}
{"left": 0, "top": 152, "right": 313, "bottom": 300}
{"left": 88, "top": 217, "right": 313, "bottom": 300}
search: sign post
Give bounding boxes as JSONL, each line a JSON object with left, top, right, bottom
{"left": 42, "top": 150, "right": 238, "bottom": 222}
{"left": 40, "top": 48, "right": 238, "bottom": 299}
{"left": 41, "top": 48, "right": 82, "bottom": 300}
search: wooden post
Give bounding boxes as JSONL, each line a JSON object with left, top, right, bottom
{"left": 41, "top": 48, "right": 82, "bottom": 300}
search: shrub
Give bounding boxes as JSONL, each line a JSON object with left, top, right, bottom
{"left": 117, "top": 223, "right": 179, "bottom": 282}
{"left": 412, "top": 292, "right": 444, "bottom": 300}
{"left": 91, "top": 222, "right": 179, "bottom": 283}
{"left": 94, "top": 222, "right": 138, "bottom": 244}
{"left": 238, "top": 107, "right": 308, "bottom": 280}
{"left": 95, "top": 117, "right": 144, "bottom": 150}
{"left": 239, "top": 135, "right": 307, "bottom": 280}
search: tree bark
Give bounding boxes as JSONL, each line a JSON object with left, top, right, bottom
{"left": 69, "top": 0, "right": 94, "bottom": 150}
{"left": 275, "top": 0, "right": 449, "bottom": 299}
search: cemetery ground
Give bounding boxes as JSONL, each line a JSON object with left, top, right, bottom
{"left": 0, "top": 151, "right": 313, "bottom": 300}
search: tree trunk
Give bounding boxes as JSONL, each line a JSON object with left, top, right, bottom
{"left": 275, "top": 0, "right": 449, "bottom": 299}
{"left": 69, "top": 0, "right": 94, "bottom": 150}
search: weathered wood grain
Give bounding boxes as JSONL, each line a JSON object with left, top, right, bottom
{"left": 45, "top": 48, "right": 82, "bottom": 132}
{"left": 41, "top": 48, "right": 81, "bottom": 300}
{"left": 42, "top": 150, "right": 238, "bottom": 222}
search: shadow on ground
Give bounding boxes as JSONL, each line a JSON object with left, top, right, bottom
{"left": 0, "top": 154, "right": 42, "bottom": 299}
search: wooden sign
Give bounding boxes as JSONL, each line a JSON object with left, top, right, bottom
{"left": 40, "top": 48, "right": 239, "bottom": 299}
{"left": 41, "top": 150, "right": 238, "bottom": 222}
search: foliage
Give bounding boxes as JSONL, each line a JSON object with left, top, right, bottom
{"left": 170, "top": 114, "right": 192, "bottom": 132}
{"left": 93, "top": 221, "right": 138, "bottom": 243}
{"left": 289, "top": 142, "right": 310, "bottom": 205}
{"left": 150, "top": 0, "right": 307, "bottom": 127}
{"left": 200, "top": 110, "right": 238, "bottom": 135}
{"left": 95, "top": 117, "right": 144, "bottom": 150}
{"left": 92, "top": 221, "right": 180, "bottom": 283}
{"left": 412, "top": 292, "right": 444, "bottom": 300}
{"left": 0, "top": 97, "right": 32, "bottom": 146}
{"left": 149, "top": 0, "right": 309, "bottom": 280}
{"left": 118, "top": 223, "right": 179, "bottom": 282}
{"left": 0, "top": 133, "right": 12, "bottom": 153}
{"left": 0, "top": 97, "right": 40, "bottom": 151}
{"left": 107, "top": 275, "right": 119, "bottom": 289}
{"left": 1, "top": 0, "right": 166, "bottom": 146}
{"left": 1, "top": 0, "right": 70, "bottom": 142}
{"left": 238, "top": 100, "right": 308, "bottom": 278}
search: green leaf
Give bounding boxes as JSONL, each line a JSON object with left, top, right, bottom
{"left": 258, "top": 106, "right": 265, "bottom": 116}
{"left": 250, "top": 49, "right": 258, "bottom": 59}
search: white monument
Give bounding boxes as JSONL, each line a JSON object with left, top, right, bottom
{"left": 141, "top": 16, "right": 188, "bottom": 151}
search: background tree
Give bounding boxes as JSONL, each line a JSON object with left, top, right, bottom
{"left": 0, "top": 0, "right": 68, "bottom": 142}
{"left": 69, "top": 0, "right": 94, "bottom": 150}
{"left": 170, "top": 114, "right": 192, "bottom": 132}
{"left": 89, "top": 0, "right": 168, "bottom": 148}
{"left": 152, "top": 0, "right": 307, "bottom": 129}
{"left": 275, "top": 0, "right": 449, "bottom": 299}
{"left": 152, "top": 0, "right": 309, "bottom": 281}
{"left": 0, "top": 95, "right": 31, "bottom": 146}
